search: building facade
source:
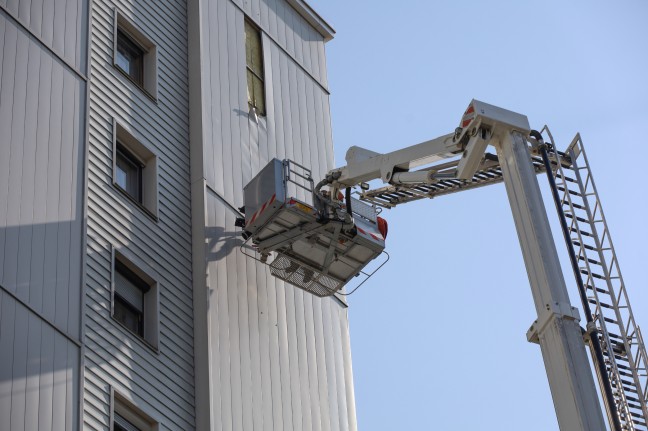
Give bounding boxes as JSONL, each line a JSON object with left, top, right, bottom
{"left": 0, "top": 0, "right": 358, "bottom": 429}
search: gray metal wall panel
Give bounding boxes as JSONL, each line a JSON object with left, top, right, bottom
{"left": 194, "top": 1, "right": 356, "bottom": 429}
{"left": 0, "top": 13, "right": 85, "bottom": 340}
{"left": 0, "top": 0, "right": 88, "bottom": 71}
{"left": 0, "top": 292, "right": 80, "bottom": 431}
{"left": 84, "top": 0, "right": 195, "bottom": 428}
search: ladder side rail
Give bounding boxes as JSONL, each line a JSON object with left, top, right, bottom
{"left": 546, "top": 127, "right": 642, "bottom": 428}
{"left": 551, "top": 146, "right": 633, "bottom": 429}
{"left": 550, "top": 146, "right": 627, "bottom": 430}
{"left": 637, "top": 327, "right": 648, "bottom": 400}
{"left": 571, "top": 139, "right": 648, "bottom": 377}
{"left": 568, "top": 147, "right": 643, "bottom": 428}
{"left": 568, "top": 138, "right": 648, "bottom": 423}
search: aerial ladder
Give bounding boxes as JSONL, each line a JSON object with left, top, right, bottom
{"left": 237, "top": 100, "right": 648, "bottom": 431}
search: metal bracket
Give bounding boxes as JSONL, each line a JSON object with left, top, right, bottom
{"left": 321, "top": 223, "right": 343, "bottom": 274}
{"left": 527, "top": 302, "right": 581, "bottom": 344}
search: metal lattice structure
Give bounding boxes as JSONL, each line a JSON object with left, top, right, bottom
{"left": 548, "top": 130, "right": 648, "bottom": 430}
{"left": 359, "top": 155, "right": 548, "bottom": 209}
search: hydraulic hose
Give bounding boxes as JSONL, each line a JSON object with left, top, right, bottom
{"left": 533, "top": 130, "right": 622, "bottom": 431}
{"left": 345, "top": 186, "right": 352, "bottom": 215}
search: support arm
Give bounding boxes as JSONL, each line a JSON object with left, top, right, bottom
{"left": 497, "top": 131, "right": 606, "bottom": 431}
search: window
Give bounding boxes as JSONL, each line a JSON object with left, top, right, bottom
{"left": 112, "top": 389, "right": 158, "bottom": 431}
{"left": 112, "top": 251, "right": 159, "bottom": 349}
{"left": 114, "top": 411, "right": 141, "bottom": 431}
{"left": 116, "top": 29, "right": 145, "bottom": 86}
{"left": 114, "top": 260, "right": 148, "bottom": 337}
{"left": 114, "top": 11, "right": 158, "bottom": 98}
{"left": 116, "top": 143, "right": 143, "bottom": 203}
{"left": 245, "top": 19, "right": 265, "bottom": 115}
{"left": 112, "top": 121, "right": 158, "bottom": 218}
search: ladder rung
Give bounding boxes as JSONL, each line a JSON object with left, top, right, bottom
{"left": 586, "top": 284, "right": 609, "bottom": 294}
{"left": 572, "top": 240, "right": 597, "bottom": 251}
{"left": 565, "top": 213, "right": 590, "bottom": 224}
{"left": 571, "top": 202, "right": 586, "bottom": 210}
{"left": 557, "top": 186, "right": 582, "bottom": 197}
{"left": 618, "top": 370, "right": 634, "bottom": 378}
{"left": 588, "top": 299, "right": 613, "bottom": 309}
{"left": 557, "top": 174, "right": 577, "bottom": 183}
{"left": 626, "top": 401, "right": 643, "bottom": 411}
{"left": 605, "top": 317, "right": 619, "bottom": 324}
{"left": 621, "top": 377, "right": 636, "bottom": 386}
{"left": 581, "top": 269, "right": 606, "bottom": 279}
{"left": 579, "top": 255, "right": 601, "bottom": 265}
{"left": 625, "top": 394, "right": 641, "bottom": 403}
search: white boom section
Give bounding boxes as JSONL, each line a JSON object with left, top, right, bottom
{"left": 498, "top": 131, "right": 606, "bottom": 431}
{"left": 325, "top": 100, "right": 607, "bottom": 431}
{"left": 332, "top": 133, "right": 460, "bottom": 188}
{"left": 328, "top": 100, "right": 536, "bottom": 190}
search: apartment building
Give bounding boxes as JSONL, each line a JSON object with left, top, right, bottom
{"left": 0, "top": 0, "right": 358, "bottom": 429}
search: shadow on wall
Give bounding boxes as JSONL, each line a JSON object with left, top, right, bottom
{"left": 0, "top": 220, "right": 82, "bottom": 431}
{"left": 0, "top": 219, "right": 82, "bottom": 339}
{"left": 205, "top": 226, "right": 247, "bottom": 262}
{"left": 204, "top": 186, "right": 259, "bottom": 263}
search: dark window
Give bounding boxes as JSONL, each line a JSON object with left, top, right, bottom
{"left": 114, "top": 260, "right": 149, "bottom": 338}
{"left": 115, "top": 143, "right": 143, "bottom": 203}
{"left": 245, "top": 19, "right": 265, "bottom": 115}
{"left": 113, "top": 393, "right": 157, "bottom": 431}
{"left": 116, "top": 29, "right": 144, "bottom": 86}
{"left": 113, "top": 411, "right": 142, "bottom": 431}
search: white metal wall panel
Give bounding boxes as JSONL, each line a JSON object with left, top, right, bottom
{"left": 0, "top": 11, "right": 86, "bottom": 430}
{"left": 84, "top": 0, "right": 195, "bottom": 428}
{"left": 0, "top": 291, "right": 80, "bottom": 431}
{"left": 0, "top": 13, "right": 85, "bottom": 339}
{"left": 231, "top": 0, "right": 329, "bottom": 89}
{"left": 193, "top": 0, "right": 356, "bottom": 429}
{"left": 0, "top": 0, "right": 87, "bottom": 70}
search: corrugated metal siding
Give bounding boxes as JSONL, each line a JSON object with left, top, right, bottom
{"left": 193, "top": 0, "right": 356, "bottom": 429}
{"left": 84, "top": 0, "right": 195, "bottom": 428}
{"left": 0, "top": 10, "right": 85, "bottom": 431}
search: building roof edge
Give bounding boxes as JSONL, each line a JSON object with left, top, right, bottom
{"left": 286, "top": 0, "right": 335, "bottom": 42}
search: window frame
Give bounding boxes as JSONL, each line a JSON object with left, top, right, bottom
{"left": 114, "top": 259, "right": 149, "bottom": 337}
{"left": 245, "top": 18, "right": 266, "bottom": 116}
{"left": 112, "top": 119, "right": 159, "bottom": 221}
{"left": 113, "top": 10, "right": 158, "bottom": 101}
{"left": 111, "top": 387, "right": 159, "bottom": 431}
{"left": 115, "top": 141, "right": 144, "bottom": 204}
{"left": 111, "top": 248, "right": 160, "bottom": 352}
{"left": 115, "top": 28, "right": 145, "bottom": 87}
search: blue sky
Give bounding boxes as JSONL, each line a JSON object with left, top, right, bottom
{"left": 308, "top": 1, "right": 648, "bottom": 429}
